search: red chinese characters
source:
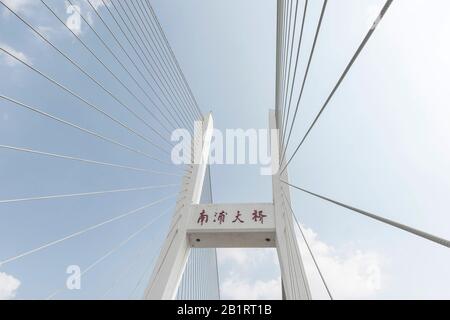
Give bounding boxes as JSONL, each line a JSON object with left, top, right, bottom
{"left": 213, "top": 211, "right": 227, "bottom": 224}
{"left": 232, "top": 211, "right": 244, "bottom": 223}
{"left": 252, "top": 210, "right": 267, "bottom": 224}
{"left": 197, "top": 209, "right": 208, "bottom": 226}
{"left": 196, "top": 209, "right": 267, "bottom": 226}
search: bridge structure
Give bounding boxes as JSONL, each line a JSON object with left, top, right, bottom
{"left": 0, "top": 0, "right": 449, "bottom": 300}
{"left": 145, "top": 111, "right": 310, "bottom": 300}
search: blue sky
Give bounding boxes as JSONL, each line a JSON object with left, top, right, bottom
{"left": 0, "top": 0, "right": 449, "bottom": 300}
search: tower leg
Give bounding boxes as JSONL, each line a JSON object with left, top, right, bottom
{"left": 144, "top": 114, "right": 214, "bottom": 300}
{"left": 270, "top": 110, "right": 311, "bottom": 300}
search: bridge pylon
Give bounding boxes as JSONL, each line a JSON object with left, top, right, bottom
{"left": 144, "top": 111, "right": 310, "bottom": 300}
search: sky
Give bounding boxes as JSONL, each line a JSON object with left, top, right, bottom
{"left": 0, "top": 0, "right": 450, "bottom": 300}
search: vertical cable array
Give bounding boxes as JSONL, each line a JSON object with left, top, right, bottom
{"left": 271, "top": 0, "right": 447, "bottom": 300}
{"left": 176, "top": 166, "right": 220, "bottom": 300}
{"left": 0, "top": 0, "right": 203, "bottom": 299}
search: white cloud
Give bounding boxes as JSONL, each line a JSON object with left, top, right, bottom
{"left": 219, "top": 248, "right": 259, "bottom": 266}
{"left": 218, "top": 248, "right": 281, "bottom": 300}
{"left": 2, "top": 0, "right": 35, "bottom": 15}
{"left": 221, "top": 276, "right": 281, "bottom": 300}
{"left": 89, "top": 0, "right": 110, "bottom": 11}
{"left": 298, "top": 226, "right": 383, "bottom": 299}
{"left": 0, "top": 272, "right": 21, "bottom": 300}
{"left": 0, "top": 43, "right": 31, "bottom": 67}
{"left": 218, "top": 226, "right": 384, "bottom": 300}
